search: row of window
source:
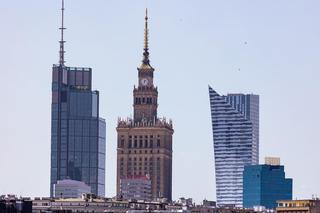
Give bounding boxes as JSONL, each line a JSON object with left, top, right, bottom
{"left": 119, "top": 139, "right": 161, "bottom": 148}
{"left": 135, "top": 97, "right": 157, "bottom": 105}
{"left": 125, "top": 135, "right": 161, "bottom": 139}
{"left": 119, "top": 149, "right": 160, "bottom": 154}
{"left": 120, "top": 169, "right": 161, "bottom": 177}
{"left": 122, "top": 157, "right": 161, "bottom": 161}
{"left": 123, "top": 165, "right": 161, "bottom": 170}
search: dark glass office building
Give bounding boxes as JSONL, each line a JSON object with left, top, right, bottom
{"left": 50, "top": 65, "right": 106, "bottom": 197}
{"left": 243, "top": 164, "right": 292, "bottom": 209}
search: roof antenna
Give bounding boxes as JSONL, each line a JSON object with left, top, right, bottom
{"left": 59, "top": 0, "right": 66, "bottom": 66}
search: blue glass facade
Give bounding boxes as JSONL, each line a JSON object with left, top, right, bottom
{"left": 50, "top": 65, "right": 106, "bottom": 197}
{"left": 209, "top": 86, "right": 259, "bottom": 207}
{"left": 243, "top": 164, "right": 292, "bottom": 209}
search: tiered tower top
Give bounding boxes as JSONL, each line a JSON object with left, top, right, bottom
{"left": 117, "top": 9, "right": 172, "bottom": 129}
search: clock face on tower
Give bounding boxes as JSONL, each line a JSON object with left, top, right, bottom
{"left": 141, "top": 78, "right": 149, "bottom": 86}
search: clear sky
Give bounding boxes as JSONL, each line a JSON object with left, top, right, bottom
{"left": 1, "top": 0, "right": 320, "bottom": 202}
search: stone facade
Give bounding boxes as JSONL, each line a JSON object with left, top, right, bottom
{"left": 116, "top": 10, "right": 173, "bottom": 201}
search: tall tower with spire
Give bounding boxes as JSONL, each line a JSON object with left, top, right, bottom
{"left": 50, "top": 1, "right": 106, "bottom": 197}
{"left": 116, "top": 9, "right": 174, "bottom": 201}
{"left": 134, "top": 9, "right": 158, "bottom": 124}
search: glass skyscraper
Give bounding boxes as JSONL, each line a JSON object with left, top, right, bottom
{"left": 50, "top": 0, "right": 106, "bottom": 197}
{"left": 208, "top": 86, "right": 259, "bottom": 207}
{"left": 50, "top": 65, "right": 106, "bottom": 197}
{"left": 243, "top": 164, "right": 292, "bottom": 209}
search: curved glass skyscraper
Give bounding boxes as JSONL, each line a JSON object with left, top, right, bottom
{"left": 208, "top": 86, "right": 259, "bottom": 207}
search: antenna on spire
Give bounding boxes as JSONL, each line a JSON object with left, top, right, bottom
{"left": 59, "top": 0, "right": 66, "bottom": 66}
{"left": 142, "top": 8, "right": 150, "bottom": 66}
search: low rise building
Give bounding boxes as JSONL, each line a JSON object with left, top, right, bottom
{"left": 177, "top": 198, "right": 194, "bottom": 207}
{"left": 203, "top": 200, "right": 216, "bottom": 207}
{"left": 120, "top": 176, "right": 152, "bottom": 201}
{"left": 0, "top": 195, "right": 32, "bottom": 213}
{"left": 32, "top": 196, "right": 270, "bottom": 213}
{"left": 53, "top": 179, "right": 91, "bottom": 198}
{"left": 276, "top": 199, "right": 320, "bottom": 213}
{"left": 32, "top": 195, "right": 167, "bottom": 213}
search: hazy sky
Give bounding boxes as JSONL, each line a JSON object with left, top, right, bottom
{"left": 1, "top": 0, "right": 320, "bottom": 202}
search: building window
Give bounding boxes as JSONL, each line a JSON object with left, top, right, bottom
{"left": 60, "top": 91, "right": 67, "bottom": 102}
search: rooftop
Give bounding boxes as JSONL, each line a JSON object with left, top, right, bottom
{"left": 117, "top": 117, "right": 173, "bottom": 130}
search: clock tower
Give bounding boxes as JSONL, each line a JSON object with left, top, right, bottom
{"left": 116, "top": 9, "right": 174, "bottom": 201}
{"left": 134, "top": 11, "right": 158, "bottom": 123}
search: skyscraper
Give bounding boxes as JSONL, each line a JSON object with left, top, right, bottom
{"left": 243, "top": 158, "right": 293, "bottom": 209}
{"left": 208, "top": 86, "right": 259, "bottom": 207}
{"left": 116, "top": 9, "right": 174, "bottom": 201}
{"left": 50, "top": 1, "right": 106, "bottom": 197}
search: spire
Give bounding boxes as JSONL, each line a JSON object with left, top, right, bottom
{"left": 59, "top": 0, "right": 66, "bottom": 66}
{"left": 140, "top": 8, "right": 152, "bottom": 69}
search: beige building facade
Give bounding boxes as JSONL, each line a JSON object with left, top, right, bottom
{"left": 276, "top": 199, "right": 320, "bottom": 213}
